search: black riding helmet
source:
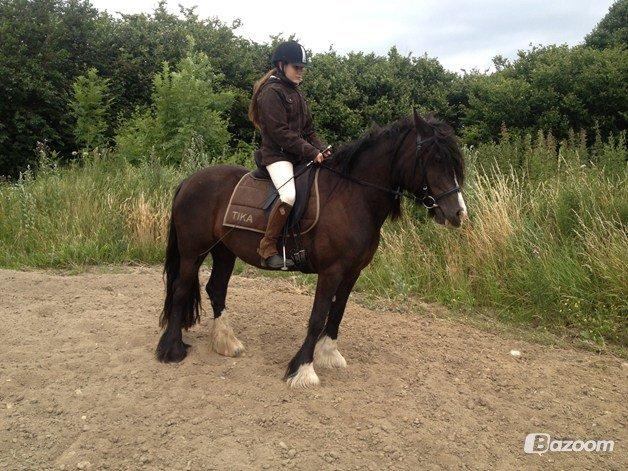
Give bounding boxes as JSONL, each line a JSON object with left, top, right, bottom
{"left": 271, "top": 40, "right": 309, "bottom": 68}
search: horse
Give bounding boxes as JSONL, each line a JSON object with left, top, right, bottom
{"left": 156, "top": 110, "right": 467, "bottom": 388}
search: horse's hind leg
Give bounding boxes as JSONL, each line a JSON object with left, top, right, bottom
{"left": 156, "top": 256, "right": 202, "bottom": 363}
{"left": 205, "top": 245, "right": 243, "bottom": 357}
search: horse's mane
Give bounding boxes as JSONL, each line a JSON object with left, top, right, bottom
{"left": 326, "top": 114, "right": 464, "bottom": 221}
{"left": 329, "top": 115, "right": 464, "bottom": 186}
{"left": 329, "top": 117, "right": 414, "bottom": 174}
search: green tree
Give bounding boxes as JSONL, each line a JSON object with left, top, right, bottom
{"left": 152, "top": 52, "right": 233, "bottom": 164}
{"left": 585, "top": 0, "right": 628, "bottom": 50}
{"left": 101, "top": 2, "right": 264, "bottom": 145}
{"left": 0, "top": 1, "right": 252, "bottom": 176}
{"left": 116, "top": 52, "right": 233, "bottom": 165}
{"left": 461, "top": 73, "right": 533, "bottom": 143}
{"left": 462, "top": 45, "right": 628, "bottom": 143}
{"left": 302, "top": 47, "right": 461, "bottom": 145}
{"left": 70, "top": 68, "right": 113, "bottom": 150}
{"left": 0, "top": 0, "right": 109, "bottom": 176}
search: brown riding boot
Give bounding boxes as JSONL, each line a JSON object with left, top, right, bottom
{"left": 258, "top": 200, "right": 295, "bottom": 269}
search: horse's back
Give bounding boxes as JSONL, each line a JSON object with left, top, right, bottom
{"left": 172, "top": 164, "right": 250, "bottom": 232}
{"left": 176, "top": 164, "right": 248, "bottom": 203}
{"left": 183, "top": 164, "right": 248, "bottom": 188}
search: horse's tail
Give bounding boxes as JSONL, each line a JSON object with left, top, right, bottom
{"left": 159, "top": 181, "right": 200, "bottom": 330}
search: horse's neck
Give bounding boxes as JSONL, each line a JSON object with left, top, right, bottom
{"left": 345, "top": 134, "right": 404, "bottom": 226}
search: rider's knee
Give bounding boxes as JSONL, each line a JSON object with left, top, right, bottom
{"left": 279, "top": 187, "right": 296, "bottom": 206}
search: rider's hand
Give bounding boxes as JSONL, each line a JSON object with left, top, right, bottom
{"left": 322, "top": 148, "right": 332, "bottom": 158}
{"left": 314, "top": 152, "right": 325, "bottom": 164}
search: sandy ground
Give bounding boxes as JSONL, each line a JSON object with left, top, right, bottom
{"left": 0, "top": 266, "right": 625, "bottom": 470}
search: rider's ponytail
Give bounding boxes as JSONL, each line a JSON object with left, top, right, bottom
{"left": 248, "top": 68, "right": 277, "bottom": 129}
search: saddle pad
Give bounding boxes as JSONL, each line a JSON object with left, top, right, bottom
{"left": 223, "top": 169, "right": 320, "bottom": 235}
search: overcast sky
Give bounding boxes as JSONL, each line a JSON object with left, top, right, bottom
{"left": 91, "top": 0, "right": 615, "bottom": 72}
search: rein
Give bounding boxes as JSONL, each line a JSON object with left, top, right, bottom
{"left": 320, "top": 130, "right": 461, "bottom": 209}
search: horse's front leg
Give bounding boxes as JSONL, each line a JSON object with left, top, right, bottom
{"left": 314, "top": 270, "right": 361, "bottom": 369}
{"left": 285, "top": 268, "right": 344, "bottom": 388}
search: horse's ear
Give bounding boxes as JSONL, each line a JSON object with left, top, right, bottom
{"left": 413, "top": 107, "right": 433, "bottom": 139}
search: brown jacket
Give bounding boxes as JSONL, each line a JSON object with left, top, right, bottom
{"left": 255, "top": 73, "right": 326, "bottom": 167}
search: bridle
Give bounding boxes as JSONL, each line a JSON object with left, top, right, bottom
{"left": 320, "top": 128, "right": 462, "bottom": 209}
{"left": 410, "top": 133, "right": 462, "bottom": 209}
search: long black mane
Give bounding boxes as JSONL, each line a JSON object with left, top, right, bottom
{"left": 329, "top": 115, "right": 464, "bottom": 187}
{"left": 329, "top": 118, "right": 414, "bottom": 174}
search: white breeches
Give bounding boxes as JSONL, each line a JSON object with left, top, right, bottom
{"left": 267, "top": 160, "right": 296, "bottom": 206}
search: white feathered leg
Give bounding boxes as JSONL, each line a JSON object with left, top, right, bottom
{"left": 314, "top": 335, "right": 347, "bottom": 369}
{"left": 286, "top": 362, "right": 320, "bottom": 388}
{"left": 210, "top": 310, "right": 244, "bottom": 357}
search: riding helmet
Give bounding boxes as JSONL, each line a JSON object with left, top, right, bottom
{"left": 271, "top": 41, "right": 309, "bottom": 67}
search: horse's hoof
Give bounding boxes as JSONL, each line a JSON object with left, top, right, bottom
{"left": 156, "top": 339, "right": 189, "bottom": 363}
{"left": 314, "top": 336, "right": 347, "bottom": 369}
{"left": 285, "top": 362, "right": 320, "bottom": 388}
{"left": 211, "top": 314, "right": 244, "bottom": 357}
{"left": 213, "top": 338, "right": 244, "bottom": 357}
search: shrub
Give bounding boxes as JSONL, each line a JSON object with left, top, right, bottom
{"left": 69, "top": 68, "right": 113, "bottom": 151}
{"left": 116, "top": 52, "right": 234, "bottom": 165}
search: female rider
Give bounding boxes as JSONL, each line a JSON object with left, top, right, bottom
{"left": 248, "top": 40, "right": 330, "bottom": 269}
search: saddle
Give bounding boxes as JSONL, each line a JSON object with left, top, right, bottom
{"left": 223, "top": 163, "right": 320, "bottom": 235}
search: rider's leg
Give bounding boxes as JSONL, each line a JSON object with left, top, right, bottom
{"left": 267, "top": 161, "right": 296, "bottom": 206}
{"left": 258, "top": 161, "right": 296, "bottom": 268}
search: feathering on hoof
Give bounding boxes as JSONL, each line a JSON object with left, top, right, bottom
{"left": 314, "top": 335, "right": 347, "bottom": 369}
{"left": 211, "top": 310, "right": 244, "bottom": 357}
{"left": 286, "top": 362, "right": 320, "bottom": 388}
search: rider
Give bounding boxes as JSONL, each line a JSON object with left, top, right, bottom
{"left": 248, "top": 40, "right": 331, "bottom": 269}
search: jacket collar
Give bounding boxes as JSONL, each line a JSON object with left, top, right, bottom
{"left": 270, "top": 69, "right": 298, "bottom": 89}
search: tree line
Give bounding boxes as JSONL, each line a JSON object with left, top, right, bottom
{"left": 0, "top": 0, "right": 626, "bottom": 177}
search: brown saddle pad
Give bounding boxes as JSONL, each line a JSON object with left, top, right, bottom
{"left": 223, "top": 169, "right": 320, "bottom": 234}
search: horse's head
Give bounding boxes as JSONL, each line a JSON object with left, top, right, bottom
{"left": 411, "top": 110, "right": 467, "bottom": 228}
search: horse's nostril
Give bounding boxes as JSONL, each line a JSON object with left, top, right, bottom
{"left": 457, "top": 209, "right": 468, "bottom": 220}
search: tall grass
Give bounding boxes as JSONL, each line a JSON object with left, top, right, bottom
{"left": 0, "top": 151, "right": 178, "bottom": 267}
{"left": 361, "top": 131, "right": 627, "bottom": 346}
{"left": 0, "top": 133, "right": 626, "bottom": 346}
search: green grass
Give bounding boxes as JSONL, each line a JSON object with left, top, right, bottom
{"left": 1, "top": 134, "right": 626, "bottom": 349}
{"left": 0, "top": 151, "right": 179, "bottom": 268}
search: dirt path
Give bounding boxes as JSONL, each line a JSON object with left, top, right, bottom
{"left": 0, "top": 267, "right": 625, "bottom": 470}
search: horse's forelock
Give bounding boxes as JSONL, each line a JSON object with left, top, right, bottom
{"left": 424, "top": 116, "right": 465, "bottom": 187}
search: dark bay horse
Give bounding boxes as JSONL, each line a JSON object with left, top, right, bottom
{"left": 156, "top": 110, "right": 467, "bottom": 388}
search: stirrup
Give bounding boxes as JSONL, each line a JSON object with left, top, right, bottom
{"left": 262, "top": 254, "right": 294, "bottom": 270}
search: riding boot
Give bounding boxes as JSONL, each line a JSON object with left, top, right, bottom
{"left": 258, "top": 200, "right": 295, "bottom": 269}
